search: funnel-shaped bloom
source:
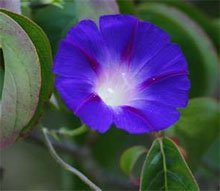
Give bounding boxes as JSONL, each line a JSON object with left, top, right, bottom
{"left": 53, "top": 15, "right": 190, "bottom": 134}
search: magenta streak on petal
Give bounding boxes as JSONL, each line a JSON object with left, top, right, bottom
{"left": 75, "top": 93, "right": 98, "bottom": 114}
{"left": 132, "top": 43, "right": 171, "bottom": 78}
{"left": 138, "top": 71, "right": 188, "bottom": 91}
{"left": 53, "top": 15, "right": 190, "bottom": 134}
{"left": 120, "top": 106, "right": 156, "bottom": 132}
{"left": 120, "top": 20, "right": 139, "bottom": 65}
{"left": 71, "top": 43, "right": 101, "bottom": 75}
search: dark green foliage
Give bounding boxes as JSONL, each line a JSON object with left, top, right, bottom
{"left": 140, "top": 138, "right": 199, "bottom": 191}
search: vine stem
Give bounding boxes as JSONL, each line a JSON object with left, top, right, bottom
{"left": 42, "top": 128, "right": 102, "bottom": 191}
{"left": 51, "top": 124, "right": 88, "bottom": 137}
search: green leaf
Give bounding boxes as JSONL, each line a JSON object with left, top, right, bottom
{"left": 90, "top": 128, "right": 152, "bottom": 189}
{"left": 74, "top": 0, "right": 119, "bottom": 22}
{"left": 0, "top": 11, "right": 40, "bottom": 147}
{"left": 32, "top": 2, "right": 77, "bottom": 54}
{"left": 0, "top": 9, "right": 53, "bottom": 148}
{"left": 32, "top": 0, "right": 119, "bottom": 54}
{"left": 174, "top": 98, "right": 220, "bottom": 168}
{"left": 136, "top": 3, "right": 219, "bottom": 97}
{"left": 0, "top": 48, "right": 4, "bottom": 99}
{"left": 2, "top": 9, "right": 53, "bottom": 133}
{"left": 202, "top": 137, "right": 220, "bottom": 172}
{"left": 139, "top": 0, "right": 220, "bottom": 52}
{"left": 120, "top": 145, "right": 146, "bottom": 175}
{"left": 117, "top": 0, "right": 135, "bottom": 14}
{"left": 140, "top": 137, "right": 199, "bottom": 191}
{"left": 30, "top": 0, "right": 64, "bottom": 8}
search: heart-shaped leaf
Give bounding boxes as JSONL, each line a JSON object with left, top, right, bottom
{"left": 140, "top": 137, "right": 199, "bottom": 191}
{"left": 0, "top": 9, "right": 53, "bottom": 148}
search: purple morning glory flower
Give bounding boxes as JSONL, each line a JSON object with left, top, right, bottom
{"left": 53, "top": 15, "right": 190, "bottom": 134}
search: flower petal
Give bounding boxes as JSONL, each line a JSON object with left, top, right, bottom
{"left": 55, "top": 77, "right": 93, "bottom": 111}
{"left": 99, "top": 14, "right": 138, "bottom": 64}
{"left": 113, "top": 106, "right": 152, "bottom": 134}
{"left": 130, "top": 21, "right": 170, "bottom": 72}
{"left": 136, "top": 75, "right": 190, "bottom": 108}
{"left": 53, "top": 14, "right": 190, "bottom": 135}
{"left": 129, "top": 100, "right": 181, "bottom": 131}
{"left": 134, "top": 44, "right": 188, "bottom": 82}
{"left": 53, "top": 40, "right": 97, "bottom": 80}
{"left": 75, "top": 95, "right": 113, "bottom": 133}
{"left": 66, "top": 19, "right": 108, "bottom": 70}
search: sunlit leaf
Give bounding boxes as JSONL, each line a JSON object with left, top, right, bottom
{"left": 30, "top": 0, "right": 64, "bottom": 8}
{"left": 0, "top": 48, "right": 4, "bottom": 98}
{"left": 74, "top": 0, "right": 119, "bottom": 22}
{"left": 0, "top": 9, "right": 52, "bottom": 148}
{"left": 140, "top": 137, "right": 199, "bottom": 191}
{"left": 0, "top": 11, "right": 40, "bottom": 147}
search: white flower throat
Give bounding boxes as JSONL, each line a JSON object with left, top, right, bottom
{"left": 95, "top": 68, "right": 136, "bottom": 107}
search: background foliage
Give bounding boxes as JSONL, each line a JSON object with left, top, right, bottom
{"left": 0, "top": 0, "right": 219, "bottom": 190}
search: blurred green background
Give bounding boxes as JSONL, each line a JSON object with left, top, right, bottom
{"left": 1, "top": 0, "right": 219, "bottom": 190}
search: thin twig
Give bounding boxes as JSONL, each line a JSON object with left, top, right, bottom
{"left": 51, "top": 124, "right": 88, "bottom": 137}
{"left": 28, "top": 129, "right": 86, "bottom": 156}
{"left": 42, "top": 128, "right": 102, "bottom": 191}
{"left": 27, "top": 129, "right": 138, "bottom": 190}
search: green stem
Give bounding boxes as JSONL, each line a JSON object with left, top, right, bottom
{"left": 57, "top": 124, "right": 88, "bottom": 137}
{"left": 42, "top": 128, "right": 102, "bottom": 191}
{"left": 159, "top": 138, "right": 168, "bottom": 191}
{"left": 48, "top": 124, "right": 88, "bottom": 140}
